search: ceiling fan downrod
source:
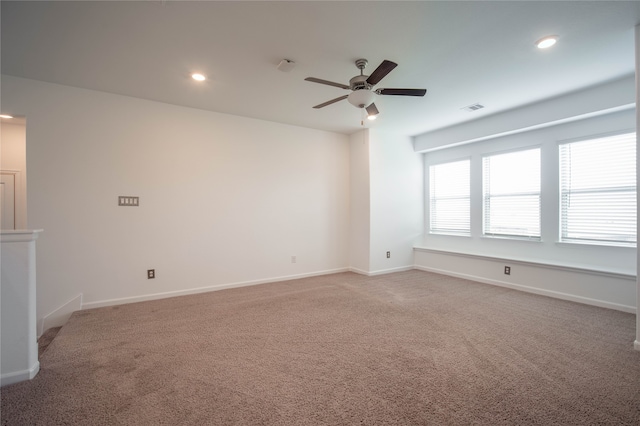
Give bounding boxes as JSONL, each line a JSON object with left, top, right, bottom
{"left": 350, "top": 59, "right": 372, "bottom": 92}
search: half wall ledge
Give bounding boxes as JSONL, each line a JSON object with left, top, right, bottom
{"left": 1, "top": 229, "right": 43, "bottom": 386}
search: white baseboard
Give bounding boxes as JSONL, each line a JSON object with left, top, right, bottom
{"left": 368, "top": 265, "right": 414, "bottom": 276}
{"left": 1, "top": 361, "right": 39, "bottom": 387}
{"left": 40, "top": 294, "right": 83, "bottom": 337}
{"left": 349, "top": 267, "right": 370, "bottom": 276}
{"left": 82, "top": 268, "right": 350, "bottom": 310}
{"left": 414, "top": 265, "right": 636, "bottom": 314}
{"left": 634, "top": 340, "right": 640, "bottom": 351}
{"left": 350, "top": 265, "right": 414, "bottom": 277}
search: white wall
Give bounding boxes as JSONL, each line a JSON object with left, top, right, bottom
{"left": 414, "top": 77, "right": 637, "bottom": 313}
{"left": 369, "top": 129, "right": 423, "bottom": 273}
{"left": 0, "top": 121, "right": 27, "bottom": 228}
{"left": 414, "top": 75, "right": 635, "bottom": 152}
{"left": 348, "top": 129, "right": 424, "bottom": 275}
{"left": 415, "top": 249, "right": 635, "bottom": 312}
{"left": 2, "top": 76, "right": 350, "bottom": 329}
{"left": 349, "top": 130, "right": 370, "bottom": 273}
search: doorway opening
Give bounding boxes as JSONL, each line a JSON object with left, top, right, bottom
{"left": 1, "top": 116, "right": 27, "bottom": 229}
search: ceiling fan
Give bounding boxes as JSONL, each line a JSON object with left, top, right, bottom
{"left": 305, "top": 58, "right": 427, "bottom": 119}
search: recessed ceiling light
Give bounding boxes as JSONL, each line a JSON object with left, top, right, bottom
{"left": 191, "top": 73, "right": 206, "bottom": 81}
{"left": 535, "top": 35, "right": 558, "bottom": 49}
{"left": 0, "top": 114, "right": 14, "bottom": 119}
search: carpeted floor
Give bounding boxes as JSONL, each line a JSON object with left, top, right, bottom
{"left": 2, "top": 270, "right": 640, "bottom": 425}
{"left": 37, "top": 326, "right": 62, "bottom": 359}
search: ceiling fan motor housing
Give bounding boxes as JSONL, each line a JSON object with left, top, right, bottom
{"left": 349, "top": 75, "right": 371, "bottom": 91}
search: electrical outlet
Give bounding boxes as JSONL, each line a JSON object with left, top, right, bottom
{"left": 386, "top": 251, "right": 391, "bottom": 258}
{"left": 504, "top": 266, "right": 511, "bottom": 275}
{"left": 291, "top": 256, "right": 296, "bottom": 264}
{"left": 147, "top": 269, "right": 155, "bottom": 279}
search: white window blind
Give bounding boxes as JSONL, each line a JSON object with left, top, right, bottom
{"left": 429, "top": 159, "right": 470, "bottom": 235}
{"left": 483, "top": 148, "right": 541, "bottom": 238}
{"left": 559, "top": 132, "right": 636, "bottom": 246}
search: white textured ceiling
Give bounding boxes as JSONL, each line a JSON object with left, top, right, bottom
{"left": 2, "top": 1, "right": 639, "bottom": 136}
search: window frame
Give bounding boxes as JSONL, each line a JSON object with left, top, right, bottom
{"left": 482, "top": 146, "right": 542, "bottom": 240}
{"left": 558, "top": 131, "right": 636, "bottom": 247}
{"left": 428, "top": 158, "right": 471, "bottom": 236}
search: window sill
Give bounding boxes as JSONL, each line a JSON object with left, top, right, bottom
{"left": 413, "top": 246, "right": 635, "bottom": 279}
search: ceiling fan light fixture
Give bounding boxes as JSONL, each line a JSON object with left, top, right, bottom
{"left": 535, "top": 35, "right": 558, "bottom": 49}
{"left": 365, "top": 102, "right": 379, "bottom": 120}
{"left": 347, "top": 89, "right": 375, "bottom": 108}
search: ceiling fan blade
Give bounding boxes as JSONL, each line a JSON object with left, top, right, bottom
{"left": 366, "top": 60, "right": 397, "bottom": 86}
{"left": 377, "top": 88, "right": 427, "bottom": 97}
{"left": 305, "top": 77, "right": 350, "bottom": 90}
{"left": 312, "top": 95, "right": 349, "bottom": 109}
{"left": 365, "top": 103, "right": 379, "bottom": 116}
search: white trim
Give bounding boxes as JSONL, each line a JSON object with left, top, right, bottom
{"left": 0, "top": 361, "right": 39, "bottom": 387}
{"left": 0, "top": 229, "right": 43, "bottom": 243}
{"left": 40, "top": 294, "right": 83, "bottom": 337}
{"left": 414, "top": 265, "right": 636, "bottom": 314}
{"left": 81, "top": 268, "right": 349, "bottom": 310}
{"left": 349, "top": 267, "right": 370, "bottom": 276}
{"left": 413, "top": 247, "right": 635, "bottom": 279}
{"left": 349, "top": 265, "right": 414, "bottom": 277}
{"left": 634, "top": 340, "right": 640, "bottom": 351}
{"left": 367, "top": 265, "right": 415, "bottom": 276}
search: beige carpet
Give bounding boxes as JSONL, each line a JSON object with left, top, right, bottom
{"left": 37, "top": 326, "right": 62, "bottom": 358}
{"left": 2, "top": 270, "right": 640, "bottom": 425}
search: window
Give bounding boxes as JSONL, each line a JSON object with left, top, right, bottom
{"left": 559, "top": 132, "right": 636, "bottom": 246}
{"left": 483, "top": 148, "right": 541, "bottom": 239}
{"left": 429, "top": 159, "right": 470, "bottom": 235}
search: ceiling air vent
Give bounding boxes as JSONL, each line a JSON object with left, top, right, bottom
{"left": 462, "top": 103, "right": 485, "bottom": 112}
